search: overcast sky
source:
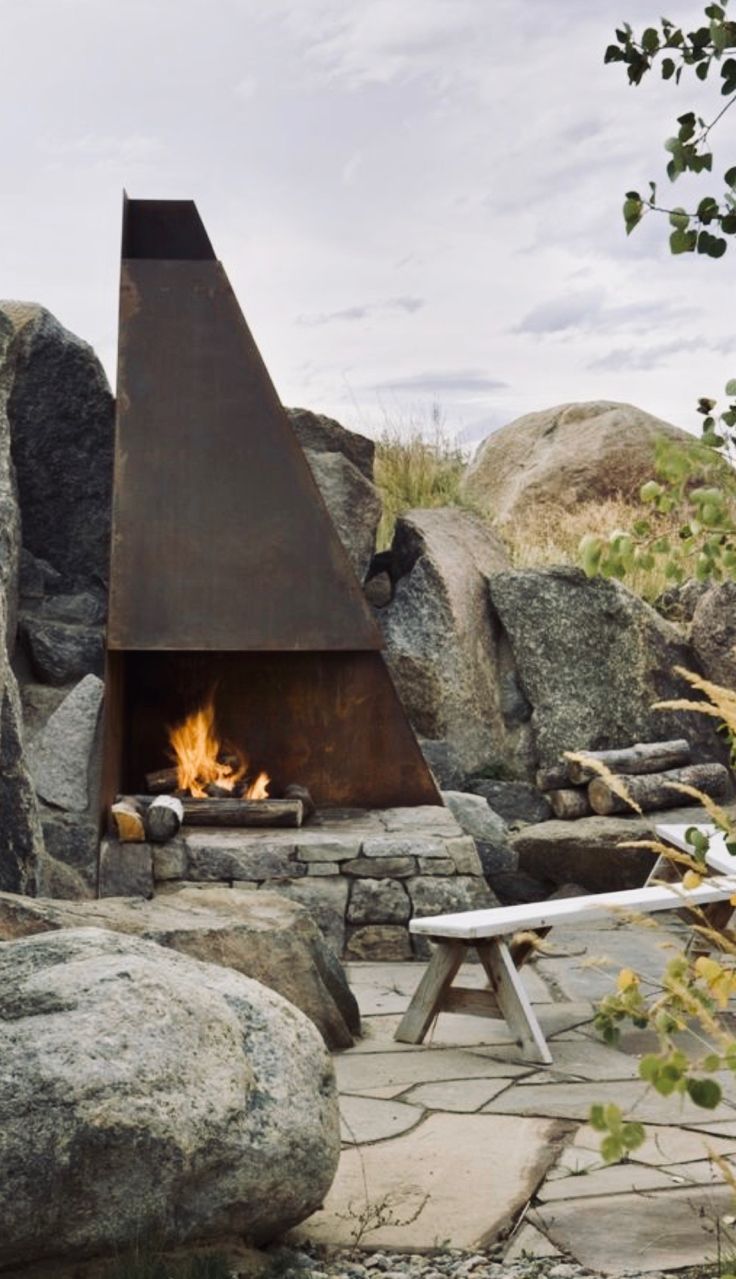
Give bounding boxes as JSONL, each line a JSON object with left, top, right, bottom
{"left": 1, "top": 0, "right": 732, "bottom": 445}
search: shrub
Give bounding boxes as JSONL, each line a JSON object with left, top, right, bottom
{"left": 373, "top": 421, "right": 468, "bottom": 549}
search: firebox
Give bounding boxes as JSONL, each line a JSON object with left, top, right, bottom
{"left": 101, "top": 197, "right": 440, "bottom": 821}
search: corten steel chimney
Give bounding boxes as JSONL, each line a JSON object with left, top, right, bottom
{"left": 101, "top": 197, "right": 440, "bottom": 814}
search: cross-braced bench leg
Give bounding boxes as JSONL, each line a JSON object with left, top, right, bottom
{"left": 476, "top": 939, "right": 553, "bottom": 1065}
{"left": 394, "top": 940, "right": 465, "bottom": 1044}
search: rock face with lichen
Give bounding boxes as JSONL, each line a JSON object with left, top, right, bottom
{"left": 0, "top": 927, "right": 340, "bottom": 1269}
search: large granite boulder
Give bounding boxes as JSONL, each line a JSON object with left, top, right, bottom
{"left": 488, "top": 566, "right": 726, "bottom": 775}
{"left": 510, "top": 803, "right": 732, "bottom": 893}
{"left": 0, "top": 927, "right": 340, "bottom": 1269}
{"left": 0, "top": 312, "right": 20, "bottom": 649}
{"left": 379, "top": 508, "right": 523, "bottom": 785}
{"left": 0, "top": 886, "right": 360, "bottom": 1050}
{"left": 1, "top": 302, "right": 115, "bottom": 592}
{"left": 461, "top": 401, "right": 695, "bottom": 526}
{"left": 304, "top": 448, "right": 382, "bottom": 582}
{"left": 0, "top": 590, "right": 43, "bottom": 896}
{"left": 690, "top": 580, "right": 736, "bottom": 690}
{"left": 288, "top": 406, "right": 375, "bottom": 481}
{"left": 288, "top": 407, "right": 382, "bottom": 582}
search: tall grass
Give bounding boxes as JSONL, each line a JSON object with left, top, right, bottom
{"left": 374, "top": 424, "right": 468, "bottom": 549}
{"left": 497, "top": 496, "right": 688, "bottom": 601}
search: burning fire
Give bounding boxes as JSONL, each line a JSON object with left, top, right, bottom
{"left": 168, "top": 699, "right": 270, "bottom": 800}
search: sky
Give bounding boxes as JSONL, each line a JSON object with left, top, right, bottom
{"left": 1, "top": 0, "right": 733, "bottom": 446}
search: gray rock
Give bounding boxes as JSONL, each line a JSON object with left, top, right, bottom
{"left": 345, "top": 925, "right": 413, "bottom": 961}
{"left": 20, "top": 615, "right": 104, "bottom": 685}
{"left": 0, "top": 927, "right": 340, "bottom": 1268}
{"left": 461, "top": 400, "right": 698, "bottom": 527}
{"left": 98, "top": 841, "right": 154, "bottom": 898}
{"left": 488, "top": 566, "right": 726, "bottom": 773}
{"left": 32, "top": 590, "right": 107, "bottom": 625}
{"left": 417, "top": 857, "right": 456, "bottom": 875}
{"left": 347, "top": 878, "right": 410, "bottom": 924}
{"left": 442, "top": 790, "right": 509, "bottom": 844}
{"left": 409, "top": 874, "right": 497, "bottom": 918}
{"left": 176, "top": 834, "right": 305, "bottom": 882}
{"left": 262, "top": 877, "right": 349, "bottom": 959}
{"left": 417, "top": 736, "right": 467, "bottom": 789}
{"left": 380, "top": 508, "right": 515, "bottom": 784}
{"left": 304, "top": 448, "right": 382, "bottom": 582}
{"left": 0, "top": 313, "right": 21, "bottom": 649}
{"left": 444, "top": 835, "right": 483, "bottom": 875}
{"left": 0, "top": 590, "right": 43, "bottom": 894}
{"left": 509, "top": 811, "right": 685, "bottom": 892}
{"left": 655, "top": 578, "right": 710, "bottom": 623}
{"left": 287, "top": 406, "right": 375, "bottom": 481}
{"left": 26, "top": 673, "right": 104, "bottom": 811}
{"left": 40, "top": 812, "right": 100, "bottom": 892}
{"left": 690, "top": 580, "right": 736, "bottom": 689}
{"left": 341, "top": 856, "right": 416, "bottom": 878}
{"left": 361, "top": 834, "right": 449, "bottom": 859}
{"left": 464, "top": 778, "right": 552, "bottom": 826}
{"left": 0, "top": 887, "right": 359, "bottom": 1051}
{"left": 2, "top": 303, "right": 115, "bottom": 591}
{"left": 18, "top": 547, "right": 62, "bottom": 600}
{"left": 364, "top": 570, "right": 392, "bottom": 608}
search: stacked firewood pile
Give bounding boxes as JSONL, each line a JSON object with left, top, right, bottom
{"left": 111, "top": 778, "right": 315, "bottom": 844}
{"left": 535, "top": 738, "right": 731, "bottom": 820}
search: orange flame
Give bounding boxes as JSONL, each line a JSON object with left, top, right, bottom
{"left": 168, "top": 699, "right": 270, "bottom": 800}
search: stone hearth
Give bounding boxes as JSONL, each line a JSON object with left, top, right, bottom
{"left": 100, "top": 806, "right": 495, "bottom": 961}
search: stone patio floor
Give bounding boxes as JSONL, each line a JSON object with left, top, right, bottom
{"left": 292, "top": 914, "right": 736, "bottom": 1276}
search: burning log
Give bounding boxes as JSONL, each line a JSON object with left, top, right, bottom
{"left": 587, "top": 762, "right": 730, "bottom": 816}
{"left": 123, "top": 795, "right": 304, "bottom": 829}
{"left": 548, "top": 789, "right": 592, "bottom": 820}
{"left": 566, "top": 739, "right": 692, "bottom": 785}
{"left": 283, "top": 783, "right": 315, "bottom": 820}
{"left": 111, "top": 800, "right": 146, "bottom": 842}
{"left": 145, "top": 795, "right": 184, "bottom": 843}
{"left": 146, "top": 767, "right": 179, "bottom": 795}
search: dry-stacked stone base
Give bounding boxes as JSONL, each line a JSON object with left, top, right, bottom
{"left": 100, "top": 806, "right": 495, "bottom": 960}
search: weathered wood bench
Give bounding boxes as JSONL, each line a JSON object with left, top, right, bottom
{"left": 395, "top": 825, "right": 736, "bottom": 1064}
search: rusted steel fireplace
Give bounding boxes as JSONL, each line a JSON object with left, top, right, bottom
{"left": 101, "top": 197, "right": 440, "bottom": 819}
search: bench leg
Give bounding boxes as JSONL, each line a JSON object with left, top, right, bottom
{"left": 394, "top": 940, "right": 465, "bottom": 1044}
{"left": 476, "top": 939, "right": 553, "bottom": 1066}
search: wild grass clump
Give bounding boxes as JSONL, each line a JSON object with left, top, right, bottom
{"left": 374, "top": 424, "right": 468, "bottom": 550}
{"left": 105, "top": 1248, "right": 232, "bottom": 1279}
{"left": 497, "top": 495, "right": 687, "bottom": 601}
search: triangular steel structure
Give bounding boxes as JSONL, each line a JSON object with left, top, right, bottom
{"left": 109, "top": 197, "right": 381, "bottom": 652}
{"left": 103, "top": 198, "right": 440, "bottom": 809}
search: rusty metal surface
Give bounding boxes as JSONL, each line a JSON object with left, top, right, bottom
{"left": 119, "top": 650, "right": 441, "bottom": 809}
{"left": 109, "top": 210, "right": 381, "bottom": 651}
{"left": 122, "top": 197, "right": 214, "bottom": 260}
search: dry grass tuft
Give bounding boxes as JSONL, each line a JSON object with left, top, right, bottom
{"left": 374, "top": 425, "right": 468, "bottom": 549}
{"left": 496, "top": 495, "right": 686, "bottom": 601}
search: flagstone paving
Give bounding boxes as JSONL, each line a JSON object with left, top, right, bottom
{"left": 293, "top": 920, "right": 736, "bottom": 1275}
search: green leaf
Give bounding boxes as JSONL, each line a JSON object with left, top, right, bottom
{"left": 669, "top": 207, "right": 690, "bottom": 230}
{"left": 589, "top": 1104, "right": 607, "bottom": 1132}
{"left": 642, "top": 27, "right": 660, "bottom": 52}
{"left": 624, "top": 196, "right": 644, "bottom": 234}
{"left": 696, "top": 59, "right": 710, "bottom": 79}
{"left": 662, "top": 56, "right": 676, "bottom": 78}
{"left": 725, "top": 166, "right": 736, "bottom": 188}
{"left": 670, "top": 227, "right": 697, "bottom": 253}
{"left": 605, "top": 44, "right": 626, "bottom": 62}
{"left": 686, "top": 1077, "right": 722, "bottom": 1108}
{"left": 725, "top": 378, "right": 736, "bottom": 395}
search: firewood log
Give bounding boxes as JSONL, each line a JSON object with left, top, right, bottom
{"left": 111, "top": 800, "right": 146, "bottom": 842}
{"left": 566, "top": 738, "right": 691, "bottom": 785}
{"left": 145, "top": 795, "right": 184, "bottom": 843}
{"left": 535, "top": 764, "right": 570, "bottom": 792}
{"left": 548, "top": 789, "right": 593, "bottom": 820}
{"left": 283, "top": 783, "right": 315, "bottom": 820}
{"left": 122, "top": 796, "right": 304, "bottom": 829}
{"left": 145, "top": 767, "right": 178, "bottom": 795}
{"left": 587, "top": 762, "right": 730, "bottom": 816}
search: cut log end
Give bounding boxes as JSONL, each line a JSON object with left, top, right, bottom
{"left": 548, "top": 789, "right": 593, "bottom": 820}
{"left": 145, "top": 795, "right": 184, "bottom": 844}
{"left": 111, "top": 800, "right": 145, "bottom": 843}
{"left": 587, "top": 762, "right": 730, "bottom": 816}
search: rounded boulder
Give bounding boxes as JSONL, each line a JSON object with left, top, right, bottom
{"left": 0, "top": 926, "right": 340, "bottom": 1269}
